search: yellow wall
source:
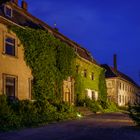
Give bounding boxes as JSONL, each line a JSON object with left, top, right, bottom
{"left": 106, "top": 77, "right": 139, "bottom": 106}
{"left": 0, "top": 23, "right": 32, "bottom": 100}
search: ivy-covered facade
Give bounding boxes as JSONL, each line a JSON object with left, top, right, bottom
{"left": 75, "top": 56, "right": 106, "bottom": 102}
{"left": 0, "top": 1, "right": 107, "bottom": 104}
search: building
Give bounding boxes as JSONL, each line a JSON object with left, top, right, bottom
{"left": 102, "top": 55, "right": 140, "bottom": 106}
{"left": 75, "top": 55, "right": 102, "bottom": 101}
{"left": 0, "top": 0, "right": 104, "bottom": 104}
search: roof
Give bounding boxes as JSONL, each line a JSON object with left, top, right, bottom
{"left": 101, "top": 64, "right": 139, "bottom": 88}
{"left": 0, "top": 1, "right": 98, "bottom": 65}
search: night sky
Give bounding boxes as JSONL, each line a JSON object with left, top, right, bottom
{"left": 20, "top": 0, "right": 140, "bottom": 84}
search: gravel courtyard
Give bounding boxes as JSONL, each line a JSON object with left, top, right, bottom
{"left": 0, "top": 113, "right": 140, "bottom": 140}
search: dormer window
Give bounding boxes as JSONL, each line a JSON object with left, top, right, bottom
{"left": 5, "top": 6, "right": 12, "bottom": 18}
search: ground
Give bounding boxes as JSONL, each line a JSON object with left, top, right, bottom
{"left": 0, "top": 113, "right": 140, "bottom": 140}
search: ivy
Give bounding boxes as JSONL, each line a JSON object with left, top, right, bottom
{"left": 74, "top": 57, "right": 107, "bottom": 103}
{"left": 11, "top": 26, "right": 76, "bottom": 101}
{"left": 98, "top": 69, "right": 107, "bottom": 102}
{"left": 10, "top": 26, "right": 107, "bottom": 104}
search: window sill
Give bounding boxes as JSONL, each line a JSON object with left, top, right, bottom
{"left": 2, "top": 52, "right": 18, "bottom": 59}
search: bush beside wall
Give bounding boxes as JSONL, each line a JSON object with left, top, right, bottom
{"left": 129, "top": 105, "right": 140, "bottom": 126}
{"left": 0, "top": 95, "right": 77, "bottom": 131}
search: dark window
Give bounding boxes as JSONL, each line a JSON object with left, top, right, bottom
{"left": 123, "top": 84, "right": 125, "bottom": 90}
{"left": 91, "top": 72, "right": 94, "bottom": 80}
{"left": 76, "top": 65, "right": 79, "bottom": 73}
{"left": 122, "top": 95, "right": 124, "bottom": 103}
{"left": 120, "top": 83, "right": 121, "bottom": 89}
{"left": 119, "top": 95, "right": 121, "bottom": 103}
{"left": 5, "top": 6, "right": 12, "bottom": 17}
{"left": 84, "top": 69, "right": 87, "bottom": 78}
{"left": 5, "top": 76, "right": 16, "bottom": 99}
{"left": 92, "top": 91, "right": 95, "bottom": 100}
{"left": 5, "top": 37, "right": 15, "bottom": 56}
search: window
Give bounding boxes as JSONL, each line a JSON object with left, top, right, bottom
{"left": 5, "top": 36, "right": 16, "bottom": 56}
{"left": 123, "top": 84, "right": 124, "bottom": 90}
{"left": 107, "top": 82, "right": 112, "bottom": 87}
{"left": 5, "top": 6, "right": 12, "bottom": 18}
{"left": 120, "top": 83, "right": 121, "bottom": 89}
{"left": 76, "top": 65, "right": 79, "bottom": 73}
{"left": 91, "top": 72, "right": 94, "bottom": 80}
{"left": 84, "top": 69, "right": 87, "bottom": 78}
{"left": 125, "top": 85, "right": 127, "bottom": 91}
{"left": 125, "top": 96, "right": 127, "bottom": 104}
{"left": 122, "top": 95, "right": 124, "bottom": 103}
{"left": 3, "top": 74, "right": 17, "bottom": 99}
{"left": 92, "top": 91, "right": 95, "bottom": 100}
{"left": 119, "top": 95, "right": 121, "bottom": 103}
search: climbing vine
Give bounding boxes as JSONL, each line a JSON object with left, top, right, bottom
{"left": 98, "top": 69, "right": 107, "bottom": 102}
{"left": 11, "top": 26, "right": 76, "bottom": 100}
{"left": 10, "top": 26, "right": 107, "bottom": 104}
{"left": 74, "top": 57, "right": 107, "bottom": 103}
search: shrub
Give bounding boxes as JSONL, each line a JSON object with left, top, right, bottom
{"left": 84, "top": 98, "right": 103, "bottom": 113}
{"left": 50, "top": 100, "right": 77, "bottom": 121}
{"left": 104, "top": 101, "right": 119, "bottom": 113}
{"left": 0, "top": 95, "right": 77, "bottom": 131}
{"left": 34, "top": 99, "right": 58, "bottom": 123}
{"left": 129, "top": 105, "right": 140, "bottom": 126}
{"left": 99, "top": 100, "right": 108, "bottom": 109}
{"left": 0, "top": 95, "right": 21, "bottom": 131}
{"left": 0, "top": 95, "right": 76, "bottom": 130}
{"left": 18, "top": 100, "right": 40, "bottom": 127}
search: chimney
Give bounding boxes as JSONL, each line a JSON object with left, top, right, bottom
{"left": 12, "top": 0, "right": 18, "bottom": 5}
{"left": 113, "top": 54, "right": 117, "bottom": 71}
{"left": 21, "top": 0, "right": 28, "bottom": 11}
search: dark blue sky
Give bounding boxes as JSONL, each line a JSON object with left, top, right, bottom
{"left": 21, "top": 0, "right": 140, "bottom": 84}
